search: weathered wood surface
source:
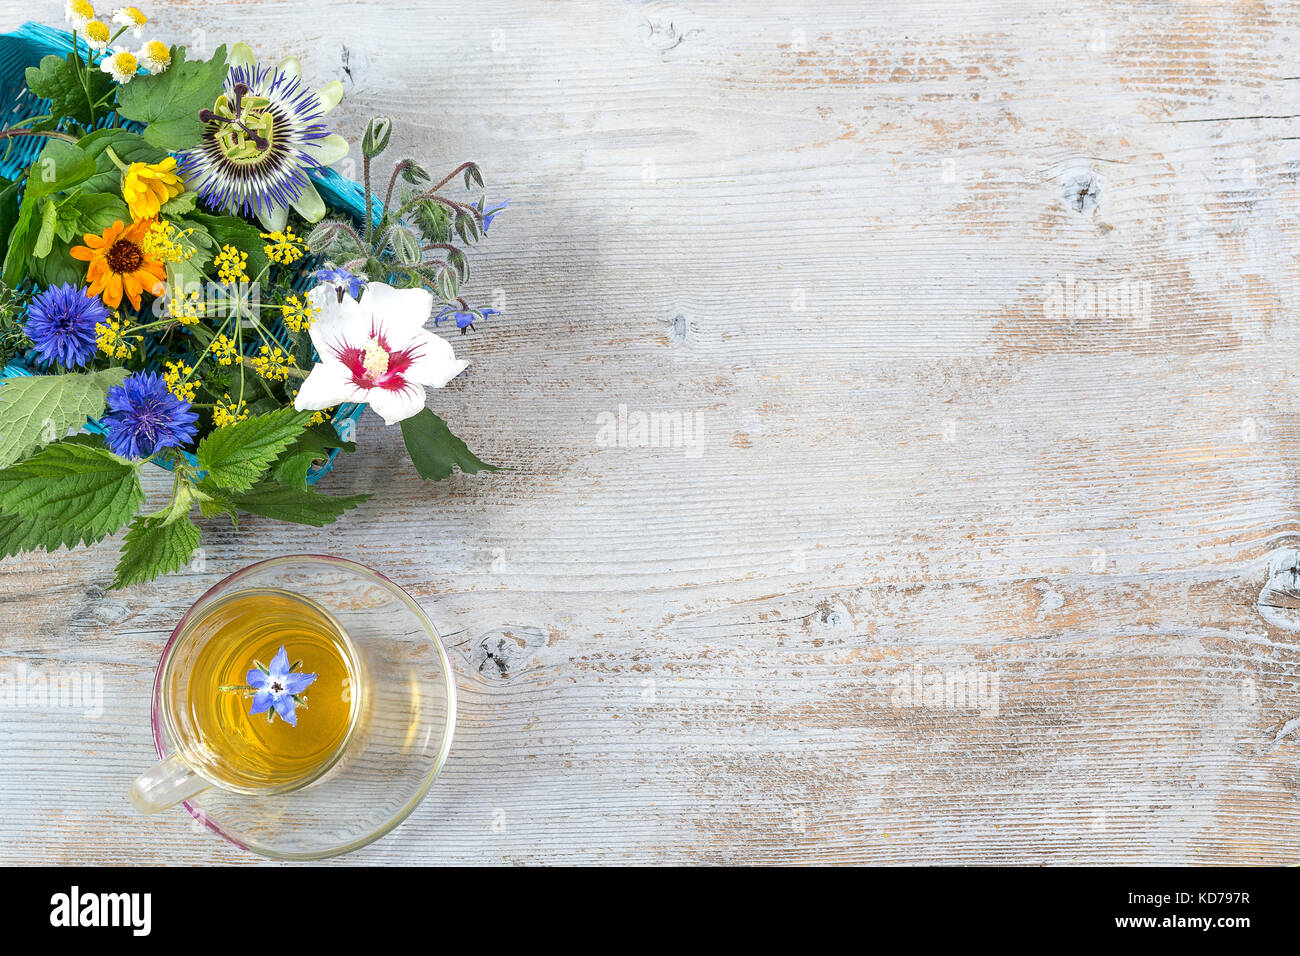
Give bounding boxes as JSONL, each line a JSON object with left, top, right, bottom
{"left": 1, "top": 0, "right": 1298, "bottom": 865}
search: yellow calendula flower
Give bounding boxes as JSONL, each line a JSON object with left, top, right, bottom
{"left": 212, "top": 394, "right": 250, "bottom": 428}
{"left": 163, "top": 360, "right": 199, "bottom": 402}
{"left": 213, "top": 244, "right": 249, "bottom": 284}
{"left": 261, "top": 229, "right": 305, "bottom": 266}
{"left": 280, "top": 293, "right": 316, "bottom": 332}
{"left": 84, "top": 20, "right": 111, "bottom": 51}
{"left": 167, "top": 288, "right": 203, "bottom": 325}
{"left": 142, "top": 219, "right": 195, "bottom": 264}
{"left": 122, "top": 157, "right": 184, "bottom": 220}
{"left": 138, "top": 40, "right": 171, "bottom": 75}
{"left": 211, "top": 332, "right": 239, "bottom": 365}
{"left": 252, "top": 344, "right": 293, "bottom": 381}
{"left": 95, "top": 312, "right": 141, "bottom": 360}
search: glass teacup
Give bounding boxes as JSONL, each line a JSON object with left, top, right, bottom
{"left": 129, "top": 555, "right": 456, "bottom": 859}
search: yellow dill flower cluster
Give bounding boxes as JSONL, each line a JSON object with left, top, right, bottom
{"left": 167, "top": 288, "right": 203, "bottom": 325}
{"left": 252, "top": 344, "right": 294, "bottom": 381}
{"left": 163, "top": 360, "right": 199, "bottom": 402}
{"left": 212, "top": 394, "right": 250, "bottom": 429}
{"left": 281, "top": 294, "right": 317, "bottom": 332}
{"left": 142, "top": 220, "right": 195, "bottom": 264}
{"left": 95, "top": 313, "right": 141, "bottom": 359}
{"left": 213, "top": 244, "right": 249, "bottom": 284}
{"left": 211, "top": 333, "right": 239, "bottom": 365}
{"left": 291, "top": 387, "right": 334, "bottom": 426}
{"left": 261, "top": 229, "right": 306, "bottom": 266}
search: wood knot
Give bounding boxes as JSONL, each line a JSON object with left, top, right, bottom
{"left": 1062, "top": 171, "right": 1100, "bottom": 214}
{"left": 1257, "top": 548, "right": 1300, "bottom": 630}
{"left": 467, "top": 626, "right": 547, "bottom": 683}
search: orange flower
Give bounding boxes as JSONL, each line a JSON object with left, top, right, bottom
{"left": 70, "top": 219, "right": 167, "bottom": 311}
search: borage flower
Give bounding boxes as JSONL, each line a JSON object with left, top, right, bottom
{"left": 293, "top": 282, "right": 468, "bottom": 425}
{"left": 70, "top": 219, "right": 166, "bottom": 310}
{"left": 177, "top": 44, "right": 348, "bottom": 231}
{"left": 435, "top": 304, "right": 501, "bottom": 334}
{"left": 314, "top": 266, "right": 365, "bottom": 303}
{"left": 23, "top": 283, "right": 109, "bottom": 368}
{"left": 102, "top": 371, "right": 198, "bottom": 460}
{"left": 247, "top": 646, "right": 317, "bottom": 727}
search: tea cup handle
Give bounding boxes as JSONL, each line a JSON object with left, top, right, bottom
{"left": 129, "top": 753, "right": 210, "bottom": 813}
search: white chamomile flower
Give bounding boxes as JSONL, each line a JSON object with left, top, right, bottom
{"left": 112, "top": 6, "right": 147, "bottom": 38}
{"left": 137, "top": 40, "right": 171, "bottom": 74}
{"left": 99, "top": 50, "right": 140, "bottom": 84}
{"left": 83, "top": 20, "right": 111, "bottom": 52}
{"left": 65, "top": 0, "right": 95, "bottom": 30}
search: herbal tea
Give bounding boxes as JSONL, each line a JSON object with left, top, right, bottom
{"left": 178, "top": 589, "right": 360, "bottom": 791}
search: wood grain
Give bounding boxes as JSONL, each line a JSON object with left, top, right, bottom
{"left": 0, "top": 0, "right": 1298, "bottom": 864}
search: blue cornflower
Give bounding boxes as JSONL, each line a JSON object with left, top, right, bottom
{"left": 247, "top": 646, "right": 318, "bottom": 727}
{"left": 474, "top": 198, "right": 508, "bottom": 232}
{"left": 435, "top": 305, "right": 500, "bottom": 333}
{"left": 314, "top": 266, "right": 366, "bottom": 302}
{"left": 23, "top": 284, "right": 109, "bottom": 368}
{"left": 101, "top": 372, "right": 199, "bottom": 460}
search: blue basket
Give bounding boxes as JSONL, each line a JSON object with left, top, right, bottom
{"left": 0, "top": 22, "right": 370, "bottom": 484}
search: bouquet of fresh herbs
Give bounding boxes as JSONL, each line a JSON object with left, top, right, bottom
{"left": 0, "top": 7, "right": 504, "bottom": 588}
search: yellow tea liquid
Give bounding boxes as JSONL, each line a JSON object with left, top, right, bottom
{"left": 180, "top": 589, "right": 360, "bottom": 791}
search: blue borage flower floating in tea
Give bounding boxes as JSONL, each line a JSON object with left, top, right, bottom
{"left": 247, "top": 646, "right": 318, "bottom": 727}
{"left": 177, "top": 43, "right": 348, "bottom": 231}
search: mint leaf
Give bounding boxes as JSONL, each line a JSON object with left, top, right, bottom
{"left": 0, "top": 368, "right": 129, "bottom": 468}
{"left": 229, "top": 481, "right": 370, "bottom": 527}
{"left": 25, "top": 53, "right": 113, "bottom": 127}
{"left": 111, "top": 513, "right": 202, "bottom": 590}
{"left": 0, "top": 442, "right": 142, "bottom": 537}
{"left": 114, "top": 45, "right": 229, "bottom": 151}
{"left": 196, "top": 407, "right": 313, "bottom": 492}
{"left": 400, "top": 408, "right": 498, "bottom": 481}
{"left": 182, "top": 209, "right": 269, "bottom": 278}
{"left": 0, "top": 508, "right": 106, "bottom": 559}
{"left": 77, "top": 128, "right": 167, "bottom": 194}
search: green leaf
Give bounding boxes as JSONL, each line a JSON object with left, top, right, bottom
{"left": 62, "top": 191, "right": 130, "bottom": 238}
{"left": 25, "top": 140, "right": 96, "bottom": 204}
{"left": 0, "top": 442, "right": 143, "bottom": 538}
{"left": 0, "top": 508, "right": 106, "bottom": 559}
{"left": 77, "top": 128, "right": 167, "bottom": 194}
{"left": 182, "top": 210, "right": 269, "bottom": 278}
{"left": 113, "top": 45, "right": 229, "bottom": 151}
{"left": 362, "top": 116, "right": 392, "bottom": 158}
{"left": 160, "top": 190, "right": 199, "bottom": 216}
{"left": 228, "top": 481, "right": 370, "bottom": 527}
{"left": 271, "top": 447, "right": 319, "bottom": 489}
{"left": 196, "top": 407, "right": 313, "bottom": 492}
{"left": 2, "top": 201, "right": 37, "bottom": 287}
{"left": 400, "top": 408, "right": 498, "bottom": 481}
{"left": 32, "top": 200, "right": 57, "bottom": 258}
{"left": 111, "top": 513, "right": 202, "bottom": 590}
{"left": 0, "top": 368, "right": 129, "bottom": 469}
{"left": 25, "top": 53, "right": 113, "bottom": 127}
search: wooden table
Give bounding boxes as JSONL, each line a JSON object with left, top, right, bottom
{"left": 1, "top": 0, "right": 1297, "bottom": 865}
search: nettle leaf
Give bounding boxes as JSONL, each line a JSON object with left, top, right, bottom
{"left": 77, "top": 128, "right": 167, "bottom": 194}
{"left": 229, "top": 481, "right": 370, "bottom": 527}
{"left": 400, "top": 408, "right": 498, "bottom": 481}
{"left": 114, "top": 44, "right": 229, "bottom": 151}
{"left": 196, "top": 407, "right": 313, "bottom": 492}
{"left": 25, "top": 53, "right": 113, "bottom": 127}
{"left": 0, "top": 442, "right": 143, "bottom": 538}
{"left": 0, "top": 368, "right": 129, "bottom": 469}
{"left": 111, "top": 513, "right": 202, "bottom": 590}
{"left": 183, "top": 210, "right": 269, "bottom": 278}
{"left": 0, "top": 508, "right": 107, "bottom": 559}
